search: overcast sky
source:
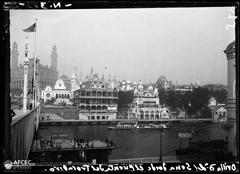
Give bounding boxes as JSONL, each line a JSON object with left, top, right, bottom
{"left": 10, "top": 7, "right": 235, "bottom": 85}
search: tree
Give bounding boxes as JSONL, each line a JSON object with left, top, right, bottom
{"left": 118, "top": 90, "right": 134, "bottom": 109}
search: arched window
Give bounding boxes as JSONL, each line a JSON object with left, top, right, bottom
{"left": 62, "top": 94, "right": 64, "bottom": 98}
{"left": 56, "top": 94, "right": 58, "bottom": 99}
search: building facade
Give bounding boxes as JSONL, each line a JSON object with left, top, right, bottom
{"left": 209, "top": 105, "right": 227, "bottom": 121}
{"left": 131, "top": 85, "right": 170, "bottom": 120}
{"left": 73, "top": 74, "right": 118, "bottom": 120}
{"left": 41, "top": 79, "right": 73, "bottom": 105}
{"left": 10, "top": 42, "right": 58, "bottom": 90}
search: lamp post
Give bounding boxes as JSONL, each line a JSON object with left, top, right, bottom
{"left": 159, "top": 129, "right": 164, "bottom": 162}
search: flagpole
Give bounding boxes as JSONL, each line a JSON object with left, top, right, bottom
{"left": 33, "top": 18, "right": 37, "bottom": 108}
{"left": 23, "top": 36, "right": 29, "bottom": 113}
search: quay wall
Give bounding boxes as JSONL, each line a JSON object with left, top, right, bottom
{"left": 41, "top": 105, "right": 78, "bottom": 119}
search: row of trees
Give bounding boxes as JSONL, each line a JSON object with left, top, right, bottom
{"left": 118, "top": 91, "right": 134, "bottom": 109}
{"left": 158, "top": 86, "right": 227, "bottom": 117}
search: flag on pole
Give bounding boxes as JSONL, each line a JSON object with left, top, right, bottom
{"left": 23, "top": 22, "right": 36, "bottom": 32}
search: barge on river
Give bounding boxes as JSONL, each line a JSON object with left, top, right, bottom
{"left": 107, "top": 122, "right": 170, "bottom": 130}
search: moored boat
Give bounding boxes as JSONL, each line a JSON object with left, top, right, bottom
{"left": 108, "top": 122, "right": 170, "bottom": 130}
{"left": 136, "top": 123, "right": 169, "bottom": 130}
{"left": 107, "top": 122, "right": 135, "bottom": 130}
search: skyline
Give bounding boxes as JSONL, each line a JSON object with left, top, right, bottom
{"left": 10, "top": 7, "right": 235, "bottom": 85}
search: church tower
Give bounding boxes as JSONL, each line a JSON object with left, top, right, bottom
{"left": 11, "top": 42, "right": 18, "bottom": 69}
{"left": 51, "top": 45, "right": 58, "bottom": 71}
{"left": 224, "top": 41, "right": 237, "bottom": 159}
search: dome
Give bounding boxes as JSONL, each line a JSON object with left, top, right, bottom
{"left": 138, "top": 84, "right": 143, "bottom": 89}
{"left": 133, "top": 82, "right": 137, "bottom": 85}
{"left": 45, "top": 86, "right": 52, "bottom": 91}
{"left": 122, "top": 81, "right": 126, "bottom": 85}
{"left": 126, "top": 81, "right": 130, "bottom": 84}
{"left": 224, "top": 41, "right": 235, "bottom": 54}
{"left": 148, "top": 85, "right": 153, "bottom": 91}
{"left": 54, "top": 79, "right": 66, "bottom": 90}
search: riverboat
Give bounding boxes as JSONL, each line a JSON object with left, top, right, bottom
{"left": 136, "top": 123, "right": 169, "bottom": 130}
{"left": 107, "top": 122, "right": 135, "bottom": 130}
{"left": 108, "top": 122, "right": 169, "bottom": 130}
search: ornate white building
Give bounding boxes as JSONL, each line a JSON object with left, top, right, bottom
{"left": 73, "top": 73, "right": 118, "bottom": 120}
{"left": 131, "top": 85, "right": 170, "bottom": 119}
{"left": 41, "top": 79, "right": 73, "bottom": 105}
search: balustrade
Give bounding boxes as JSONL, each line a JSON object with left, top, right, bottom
{"left": 11, "top": 106, "right": 40, "bottom": 160}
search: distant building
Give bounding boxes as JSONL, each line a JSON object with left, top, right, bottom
{"left": 120, "top": 80, "right": 134, "bottom": 91}
{"left": 73, "top": 73, "right": 118, "bottom": 120}
{"left": 10, "top": 42, "right": 58, "bottom": 90}
{"left": 131, "top": 85, "right": 170, "bottom": 119}
{"left": 202, "top": 84, "right": 227, "bottom": 91}
{"left": 209, "top": 105, "right": 227, "bottom": 121}
{"left": 208, "top": 97, "right": 217, "bottom": 107}
{"left": 175, "top": 84, "right": 194, "bottom": 94}
{"left": 41, "top": 79, "right": 72, "bottom": 105}
{"left": 155, "top": 75, "right": 173, "bottom": 90}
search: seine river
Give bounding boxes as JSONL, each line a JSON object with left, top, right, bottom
{"left": 37, "top": 122, "right": 227, "bottom": 160}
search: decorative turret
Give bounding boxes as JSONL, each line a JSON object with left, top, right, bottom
{"left": 11, "top": 41, "right": 19, "bottom": 69}
{"left": 51, "top": 45, "right": 58, "bottom": 71}
{"left": 71, "top": 71, "right": 77, "bottom": 91}
{"left": 90, "top": 66, "right": 94, "bottom": 80}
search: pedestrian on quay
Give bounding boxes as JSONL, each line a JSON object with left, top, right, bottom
{"left": 105, "top": 137, "right": 109, "bottom": 143}
{"left": 110, "top": 140, "right": 113, "bottom": 146}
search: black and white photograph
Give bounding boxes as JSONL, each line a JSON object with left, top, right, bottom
{"left": 2, "top": 1, "right": 239, "bottom": 172}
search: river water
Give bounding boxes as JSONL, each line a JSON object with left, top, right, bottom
{"left": 37, "top": 122, "right": 227, "bottom": 160}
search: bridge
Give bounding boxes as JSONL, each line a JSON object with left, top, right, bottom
{"left": 9, "top": 106, "right": 41, "bottom": 160}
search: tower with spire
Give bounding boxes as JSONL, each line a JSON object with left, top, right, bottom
{"left": 51, "top": 45, "right": 58, "bottom": 71}
{"left": 90, "top": 66, "right": 94, "bottom": 80}
{"left": 11, "top": 41, "right": 19, "bottom": 69}
{"left": 71, "top": 71, "right": 77, "bottom": 91}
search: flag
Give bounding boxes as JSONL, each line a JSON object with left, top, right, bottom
{"left": 23, "top": 22, "right": 36, "bottom": 32}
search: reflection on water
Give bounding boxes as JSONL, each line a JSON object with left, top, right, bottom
{"left": 37, "top": 122, "right": 227, "bottom": 159}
